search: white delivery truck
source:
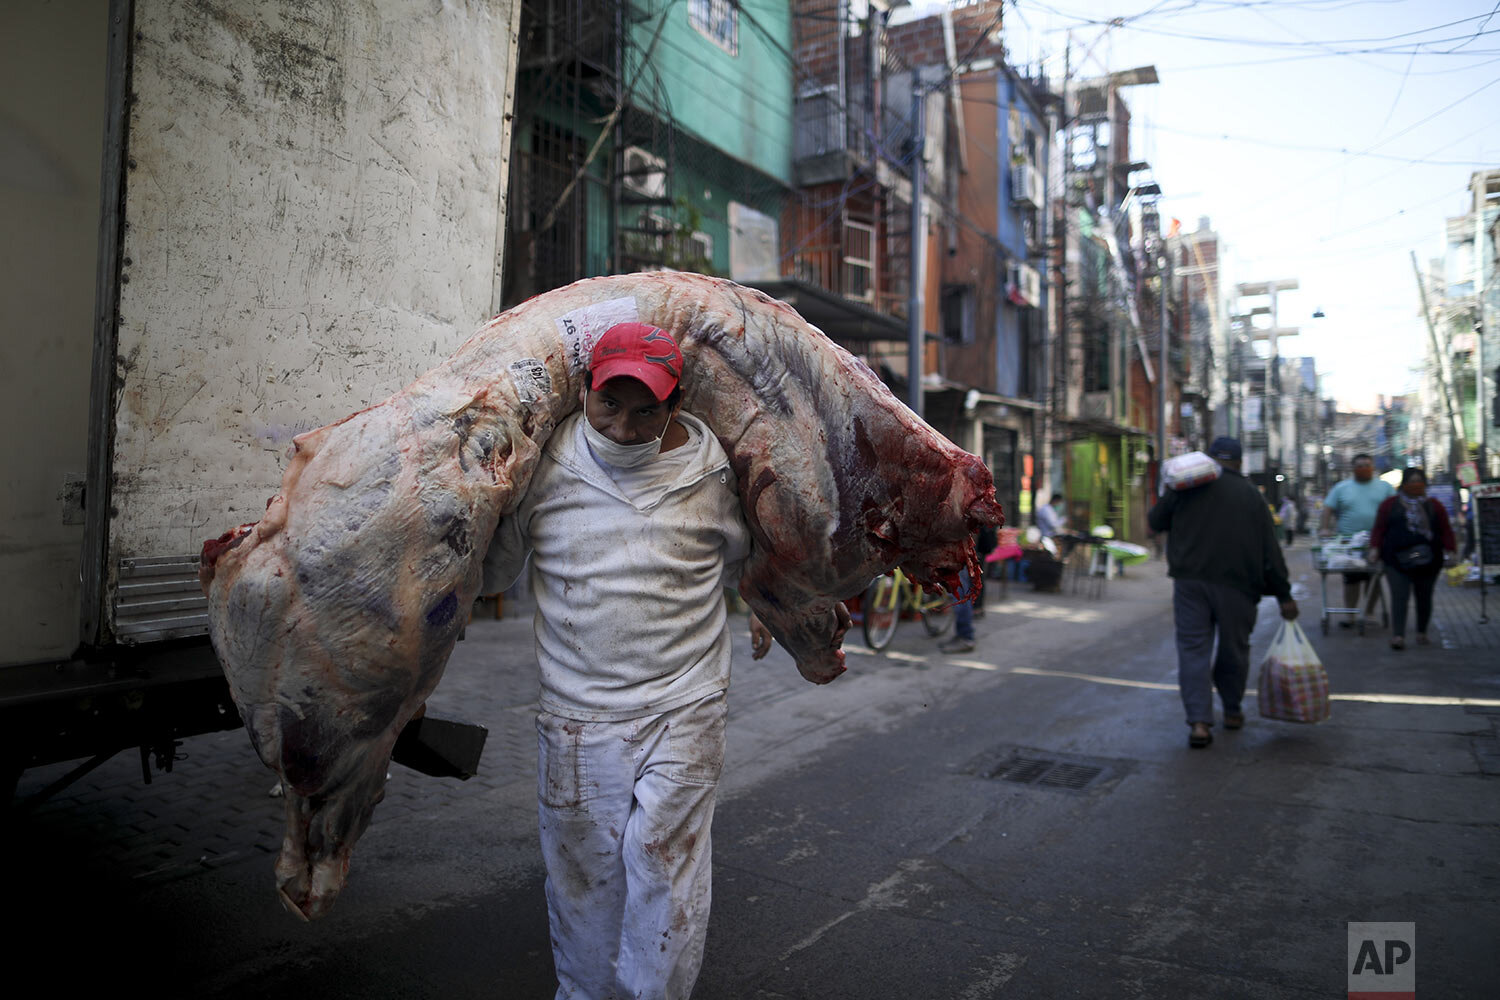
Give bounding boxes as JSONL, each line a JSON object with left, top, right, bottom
{"left": 1, "top": 0, "right": 520, "bottom": 801}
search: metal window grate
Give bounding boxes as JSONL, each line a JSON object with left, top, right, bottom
{"left": 114, "top": 555, "right": 209, "bottom": 643}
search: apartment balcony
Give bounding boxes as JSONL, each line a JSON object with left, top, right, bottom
{"left": 793, "top": 88, "right": 913, "bottom": 187}
{"left": 787, "top": 242, "right": 908, "bottom": 326}
{"left": 1082, "top": 391, "right": 1114, "bottom": 423}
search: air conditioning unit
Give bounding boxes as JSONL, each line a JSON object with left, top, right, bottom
{"left": 1008, "top": 262, "right": 1042, "bottom": 307}
{"left": 622, "top": 146, "right": 666, "bottom": 199}
{"left": 1010, "top": 162, "right": 1043, "bottom": 209}
{"left": 1019, "top": 263, "right": 1041, "bottom": 306}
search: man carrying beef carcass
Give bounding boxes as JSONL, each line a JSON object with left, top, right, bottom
{"left": 483, "top": 322, "right": 845, "bottom": 999}
{"left": 1149, "top": 437, "right": 1299, "bottom": 749}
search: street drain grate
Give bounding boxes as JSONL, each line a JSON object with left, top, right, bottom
{"left": 1036, "top": 762, "right": 1105, "bottom": 789}
{"left": 991, "top": 756, "right": 1054, "bottom": 784}
{"left": 976, "top": 747, "right": 1121, "bottom": 793}
{"left": 990, "top": 756, "right": 1104, "bottom": 790}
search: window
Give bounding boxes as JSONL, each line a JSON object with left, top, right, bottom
{"left": 620, "top": 210, "right": 673, "bottom": 272}
{"left": 685, "top": 230, "right": 713, "bottom": 269}
{"left": 690, "top": 0, "right": 738, "bottom": 56}
{"left": 941, "top": 284, "right": 975, "bottom": 345}
{"left": 1019, "top": 304, "right": 1039, "bottom": 397}
{"left": 843, "top": 219, "right": 875, "bottom": 302}
{"left": 1083, "top": 318, "right": 1110, "bottom": 393}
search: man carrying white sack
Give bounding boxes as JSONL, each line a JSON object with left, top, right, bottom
{"left": 483, "top": 322, "right": 849, "bottom": 999}
{"left": 1149, "top": 437, "right": 1299, "bottom": 749}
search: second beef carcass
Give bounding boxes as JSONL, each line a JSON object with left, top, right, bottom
{"left": 200, "top": 271, "right": 1003, "bottom": 920}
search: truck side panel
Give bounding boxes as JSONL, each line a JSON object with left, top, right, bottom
{"left": 106, "top": 0, "right": 519, "bottom": 643}
{"left": 0, "top": 1, "right": 111, "bottom": 665}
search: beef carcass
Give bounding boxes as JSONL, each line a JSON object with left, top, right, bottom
{"left": 200, "top": 272, "right": 1003, "bottom": 919}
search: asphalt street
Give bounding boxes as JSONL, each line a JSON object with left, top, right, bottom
{"left": 8, "top": 547, "right": 1498, "bottom": 998}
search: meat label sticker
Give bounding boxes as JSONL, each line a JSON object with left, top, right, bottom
{"left": 555, "top": 298, "right": 638, "bottom": 373}
{"left": 507, "top": 358, "right": 551, "bottom": 403}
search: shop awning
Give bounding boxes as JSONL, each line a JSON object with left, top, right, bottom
{"left": 921, "top": 376, "right": 1046, "bottom": 412}
{"left": 744, "top": 279, "right": 910, "bottom": 343}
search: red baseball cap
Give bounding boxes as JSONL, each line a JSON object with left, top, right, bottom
{"left": 589, "top": 322, "right": 683, "bottom": 402}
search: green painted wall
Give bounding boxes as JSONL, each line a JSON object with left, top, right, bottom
{"left": 655, "top": 134, "right": 786, "bottom": 275}
{"left": 518, "top": 102, "right": 784, "bottom": 280}
{"left": 629, "top": 0, "right": 793, "bottom": 185}
{"left": 514, "top": 14, "right": 791, "bottom": 283}
{"left": 1067, "top": 434, "right": 1148, "bottom": 542}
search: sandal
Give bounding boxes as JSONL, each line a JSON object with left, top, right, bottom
{"left": 1188, "top": 723, "right": 1213, "bottom": 749}
{"left": 1223, "top": 712, "right": 1245, "bottom": 731}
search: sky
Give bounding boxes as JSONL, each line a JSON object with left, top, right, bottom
{"left": 900, "top": 0, "right": 1500, "bottom": 413}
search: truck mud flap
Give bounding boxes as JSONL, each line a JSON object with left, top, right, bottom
{"left": 390, "top": 717, "right": 489, "bottom": 780}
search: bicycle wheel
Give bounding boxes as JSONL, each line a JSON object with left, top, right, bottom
{"left": 919, "top": 588, "right": 954, "bottom": 637}
{"left": 862, "top": 576, "right": 900, "bottom": 650}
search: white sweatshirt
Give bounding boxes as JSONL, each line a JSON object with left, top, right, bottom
{"left": 481, "top": 411, "right": 751, "bottom": 722}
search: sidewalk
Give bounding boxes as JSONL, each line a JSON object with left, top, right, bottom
{"left": 1282, "top": 543, "right": 1500, "bottom": 781}
{"left": 1429, "top": 568, "right": 1500, "bottom": 652}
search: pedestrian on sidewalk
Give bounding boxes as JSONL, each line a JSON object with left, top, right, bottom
{"left": 940, "top": 568, "right": 978, "bottom": 654}
{"left": 940, "top": 521, "right": 1001, "bottom": 653}
{"left": 1036, "top": 493, "right": 1068, "bottom": 539}
{"left": 973, "top": 520, "right": 998, "bottom": 618}
{"left": 1370, "top": 467, "right": 1456, "bottom": 650}
{"left": 483, "top": 322, "right": 850, "bottom": 1000}
{"left": 1320, "top": 454, "right": 1395, "bottom": 628}
{"left": 1461, "top": 500, "right": 1476, "bottom": 563}
{"left": 1279, "top": 494, "right": 1298, "bottom": 547}
{"left": 1036, "top": 491, "right": 1091, "bottom": 566}
{"left": 1148, "top": 436, "right": 1299, "bottom": 749}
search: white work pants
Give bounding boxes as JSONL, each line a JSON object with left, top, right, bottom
{"left": 537, "top": 690, "right": 726, "bottom": 1000}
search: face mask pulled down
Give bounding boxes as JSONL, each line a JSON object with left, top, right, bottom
{"left": 582, "top": 392, "right": 666, "bottom": 469}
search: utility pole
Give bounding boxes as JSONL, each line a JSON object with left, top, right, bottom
{"left": 1058, "top": 32, "right": 1071, "bottom": 428}
{"left": 1411, "top": 250, "right": 1467, "bottom": 468}
{"left": 1236, "top": 279, "right": 1299, "bottom": 484}
{"left": 1158, "top": 254, "right": 1170, "bottom": 486}
{"left": 907, "top": 70, "right": 927, "bottom": 419}
{"left": 1476, "top": 170, "right": 1498, "bottom": 477}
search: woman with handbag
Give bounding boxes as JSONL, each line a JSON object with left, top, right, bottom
{"left": 1370, "top": 467, "right": 1456, "bottom": 650}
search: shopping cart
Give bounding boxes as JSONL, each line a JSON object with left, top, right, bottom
{"left": 1311, "top": 539, "right": 1388, "bottom": 635}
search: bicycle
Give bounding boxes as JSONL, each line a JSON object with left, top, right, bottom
{"left": 861, "top": 566, "right": 954, "bottom": 651}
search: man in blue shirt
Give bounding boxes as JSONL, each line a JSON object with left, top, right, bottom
{"left": 1035, "top": 493, "right": 1067, "bottom": 538}
{"left": 1320, "top": 453, "right": 1396, "bottom": 624}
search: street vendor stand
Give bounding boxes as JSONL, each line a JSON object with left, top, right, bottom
{"left": 984, "top": 528, "right": 1025, "bottom": 599}
{"left": 1311, "top": 535, "right": 1387, "bottom": 635}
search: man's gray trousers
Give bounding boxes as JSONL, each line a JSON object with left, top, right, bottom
{"left": 1172, "top": 578, "right": 1259, "bottom": 725}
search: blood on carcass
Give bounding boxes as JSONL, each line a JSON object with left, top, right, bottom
{"left": 200, "top": 272, "right": 1002, "bottom": 919}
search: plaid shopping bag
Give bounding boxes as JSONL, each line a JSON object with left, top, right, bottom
{"left": 1257, "top": 620, "right": 1331, "bottom": 723}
